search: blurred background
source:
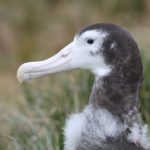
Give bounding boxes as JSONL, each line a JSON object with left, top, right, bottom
{"left": 0, "top": 0, "right": 150, "bottom": 149}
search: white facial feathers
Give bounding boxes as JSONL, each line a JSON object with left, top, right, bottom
{"left": 75, "top": 30, "right": 108, "bottom": 54}
{"left": 72, "top": 30, "right": 111, "bottom": 77}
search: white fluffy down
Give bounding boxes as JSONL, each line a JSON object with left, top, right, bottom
{"left": 64, "top": 105, "right": 125, "bottom": 150}
{"left": 64, "top": 112, "right": 85, "bottom": 150}
{"left": 127, "top": 123, "right": 150, "bottom": 149}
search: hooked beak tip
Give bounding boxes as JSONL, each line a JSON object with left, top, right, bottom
{"left": 16, "top": 42, "right": 75, "bottom": 83}
{"left": 17, "top": 63, "right": 31, "bottom": 83}
{"left": 17, "top": 65, "right": 23, "bottom": 83}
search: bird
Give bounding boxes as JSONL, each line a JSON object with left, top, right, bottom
{"left": 17, "top": 23, "right": 150, "bottom": 150}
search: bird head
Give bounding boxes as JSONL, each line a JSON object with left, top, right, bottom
{"left": 17, "top": 23, "right": 143, "bottom": 85}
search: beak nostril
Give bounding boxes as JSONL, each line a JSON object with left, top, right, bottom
{"left": 61, "top": 52, "right": 69, "bottom": 57}
{"left": 61, "top": 49, "right": 72, "bottom": 57}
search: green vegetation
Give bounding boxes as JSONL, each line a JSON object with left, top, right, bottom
{"left": 140, "top": 56, "right": 150, "bottom": 125}
{"left": 0, "top": 71, "right": 93, "bottom": 149}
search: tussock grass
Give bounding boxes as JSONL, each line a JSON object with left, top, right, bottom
{"left": 0, "top": 71, "right": 93, "bottom": 150}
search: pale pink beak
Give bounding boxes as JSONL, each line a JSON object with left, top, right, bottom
{"left": 17, "top": 42, "right": 74, "bottom": 83}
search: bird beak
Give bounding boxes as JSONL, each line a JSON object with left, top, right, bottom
{"left": 17, "top": 42, "right": 74, "bottom": 83}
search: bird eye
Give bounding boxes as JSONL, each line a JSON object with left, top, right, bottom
{"left": 87, "top": 39, "right": 94, "bottom": 44}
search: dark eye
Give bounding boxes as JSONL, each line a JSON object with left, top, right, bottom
{"left": 87, "top": 39, "right": 94, "bottom": 44}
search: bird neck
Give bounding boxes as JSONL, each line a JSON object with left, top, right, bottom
{"left": 89, "top": 75, "right": 140, "bottom": 122}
